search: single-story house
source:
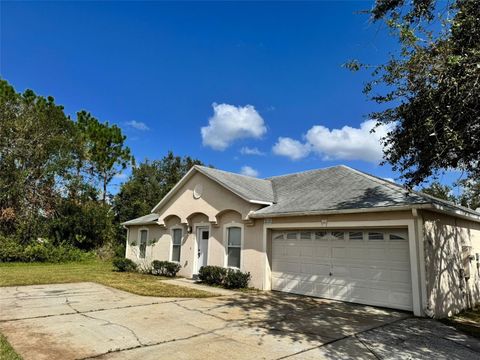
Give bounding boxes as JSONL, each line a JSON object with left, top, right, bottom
{"left": 122, "top": 165, "right": 480, "bottom": 318}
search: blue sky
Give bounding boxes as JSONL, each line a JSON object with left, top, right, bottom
{"left": 0, "top": 1, "right": 460, "bottom": 192}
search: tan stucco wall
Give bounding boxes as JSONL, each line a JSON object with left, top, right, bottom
{"left": 157, "top": 172, "right": 261, "bottom": 223}
{"left": 125, "top": 171, "right": 265, "bottom": 285}
{"left": 422, "top": 210, "right": 480, "bottom": 318}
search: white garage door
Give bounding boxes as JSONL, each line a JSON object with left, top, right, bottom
{"left": 271, "top": 229, "right": 413, "bottom": 311}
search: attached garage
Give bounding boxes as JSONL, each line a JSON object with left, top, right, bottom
{"left": 271, "top": 229, "right": 413, "bottom": 311}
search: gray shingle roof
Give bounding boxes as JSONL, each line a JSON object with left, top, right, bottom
{"left": 195, "top": 166, "right": 275, "bottom": 203}
{"left": 253, "top": 165, "right": 480, "bottom": 218}
{"left": 253, "top": 165, "right": 426, "bottom": 216}
{"left": 121, "top": 213, "right": 159, "bottom": 226}
{"left": 126, "top": 165, "right": 479, "bottom": 226}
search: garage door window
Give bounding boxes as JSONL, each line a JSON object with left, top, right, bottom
{"left": 390, "top": 232, "right": 407, "bottom": 241}
{"left": 349, "top": 231, "right": 364, "bottom": 241}
{"left": 286, "top": 232, "right": 297, "bottom": 240}
{"left": 315, "top": 231, "right": 327, "bottom": 240}
{"left": 300, "top": 231, "right": 312, "bottom": 240}
{"left": 368, "top": 232, "right": 385, "bottom": 241}
{"left": 227, "top": 227, "right": 241, "bottom": 268}
{"left": 331, "top": 231, "right": 345, "bottom": 240}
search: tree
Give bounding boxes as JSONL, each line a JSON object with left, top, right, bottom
{"left": 420, "top": 181, "right": 456, "bottom": 203}
{"left": 0, "top": 79, "right": 76, "bottom": 241}
{"left": 348, "top": 0, "right": 480, "bottom": 188}
{"left": 114, "top": 152, "right": 205, "bottom": 224}
{"left": 76, "top": 111, "right": 134, "bottom": 203}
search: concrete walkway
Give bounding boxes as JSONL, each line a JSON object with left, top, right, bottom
{"left": 160, "top": 278, "right": 237, "bottom": 296}
{"left": 1, "top": 283, "right": 479, "bottom": 360}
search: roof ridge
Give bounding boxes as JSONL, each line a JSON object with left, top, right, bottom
{"left": 340, "top": 165, "right": 479, "bottom": 215}
{"left": 266, "top": 164, "right": 344, "bottom": 180}
{"left": 195, "top": 165, "right": 272, "bottom": 182}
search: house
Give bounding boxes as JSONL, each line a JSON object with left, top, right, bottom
{"left": 122, "top": 165, "right": 480, "bottom": 318}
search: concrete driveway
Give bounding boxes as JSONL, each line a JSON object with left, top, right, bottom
{"left": 0, "top": 283, "right": 479, "bottom": 360}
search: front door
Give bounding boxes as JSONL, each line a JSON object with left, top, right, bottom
{"left": 196, "top": 227, "right": 209, "bottom": 273}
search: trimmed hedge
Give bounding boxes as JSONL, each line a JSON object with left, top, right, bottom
{"left": 151, "top": 260, "right": 181, "bottom": 277}
{"left": 0, "top": 236, "right": 95, "bottom": 263}
{"left": 198, "top": 265, "right": 227, "bottom": 285}
{"left": 112, "top": 258, "right": 137, "bottom": 272}
{"left": 198, "top": 265, "right": 250, "bottom": 289}
{"left": 224, "top": 269, "right": 251, "bottom": 289}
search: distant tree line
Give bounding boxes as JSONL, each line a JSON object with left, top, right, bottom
{"left": 0, "top": 78, "right": 204, "bottom": 260}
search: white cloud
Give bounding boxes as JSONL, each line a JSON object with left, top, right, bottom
{"left": 201, "top": 103, "right": 267, "bottom": 150}
{"left": 272, "top": 137, "right": 311, "bottom": 160}
{"left": 240, "top": 166, "right": 259, "bottom": 177}
{"left": 126, "top": 120, "right": 149, "bottom": 131}
{"left": 240, "top": 146, "right": 265, "bottom": 156}
{"left": 383, "top": 177, "right": 395, "bottom": 183}
{"left": 305, "top": 120, "right": 387, "bottom": 163}
{"left": 272, "top": 120, "right": 388, "bottom": 163}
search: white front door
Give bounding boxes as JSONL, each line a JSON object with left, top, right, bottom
{"left": 196, "top": 227, "right": 209, "bottom": 273}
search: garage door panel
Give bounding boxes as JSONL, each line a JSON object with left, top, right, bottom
{"left": 271, "top": 228, "right": 413, "bottom": 311}
{"left": 301, "top": 263, "right": 330, "bottom": 275}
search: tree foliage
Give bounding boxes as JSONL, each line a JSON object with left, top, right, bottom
{"left": 0, "top": 78, "right": 132, "bottom": 248}
{"left": 76, "top": 111, "right": 134, "bottom": 203}
{"left": 348, "top": 0, "right": 479, "bottom": 190}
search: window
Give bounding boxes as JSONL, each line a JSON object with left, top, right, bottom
{"left": 331, "top": 231, "right": 345, "bottom": 240}
{"left": 273, "top": 233, "right": 284, "bottom": 240}
{"left": 227, "top": 227, "right": 241, "bottom": 268}
{"left": 315, "top": 231, "right": 327, "bottom": 240}
{"left": 286, "top": 232, "right": 297, "bottom": 240}
{"left": 139, "top": 230, "right": 147, "bottom": 258}
{"left": 171, "top": 228, "right": 182, "bottom": 262}
{"left": 300, "top": 231, "right": 312, "bottom": 240}
{"left": 390, "top": 232, "right": 407, "bottom": 241}
{"left": 368, "top": 232, "right": 384, "bottom": 241}
{"left": 349, "top": 231, "right": 364, "bottom": 241}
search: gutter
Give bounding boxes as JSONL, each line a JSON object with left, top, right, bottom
{"left": 250, "top": 204, "right": 480, "bottom": 223}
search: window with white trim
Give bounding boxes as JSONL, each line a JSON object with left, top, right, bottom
{"left": 171, "top": 228, "right": 182, "bottom": 262}
{"left": 227, "top": 227, "right": 241, "bottom": 268}
{"left": 139, "top": 230, "right": 147, "bottom": 258}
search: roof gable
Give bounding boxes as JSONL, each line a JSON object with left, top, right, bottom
{"left": 151, "top": 165, "right": 274, "bottom": 214}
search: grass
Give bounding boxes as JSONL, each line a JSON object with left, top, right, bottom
{"left": 0, "top": 334, "right": 22, "bottom": 360}
{"left": 0, "top": 261, "right": 212, "bottom": 298}
{"left": 442, "top": 307, "right": 480, "bottom": 339}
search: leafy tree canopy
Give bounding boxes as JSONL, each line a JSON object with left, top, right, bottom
{"left": 348, "top": 0, "right": 479, "bottom": 193}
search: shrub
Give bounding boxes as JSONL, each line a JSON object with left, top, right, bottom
{"left": 0, "top": 236, "right": 24, "bottom": 262}
{"left": 151, "top": 260, "right": 181, "bottom": 277}
{"left": 112, "top": 258, "right": 137, "bottom": 272}
{"left": 224, "top": 269, "right": 251, "bottom": 289}
{"left": 0, "top": 236, "right": 94, "bottom": 263}
{"left": 198, "top": 265, "right": 227, "bottom": 285}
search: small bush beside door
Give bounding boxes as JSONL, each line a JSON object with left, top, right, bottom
{"left": 198, "top": 265, "right": 250, "bottom": 289}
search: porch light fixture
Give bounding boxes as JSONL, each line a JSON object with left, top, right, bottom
{"left": 187, "top": 225, "right": 192, "bottom": 234}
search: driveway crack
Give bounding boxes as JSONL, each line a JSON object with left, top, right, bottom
{"left": 65, "top": 297, "right": 144, "bottom": 347}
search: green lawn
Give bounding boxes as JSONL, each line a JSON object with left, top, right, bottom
{"left": 0, "top": 261, "right": 212, "bottom": 297}
{"left": 0, "top": 334, "right": 22, "bottom": 360}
